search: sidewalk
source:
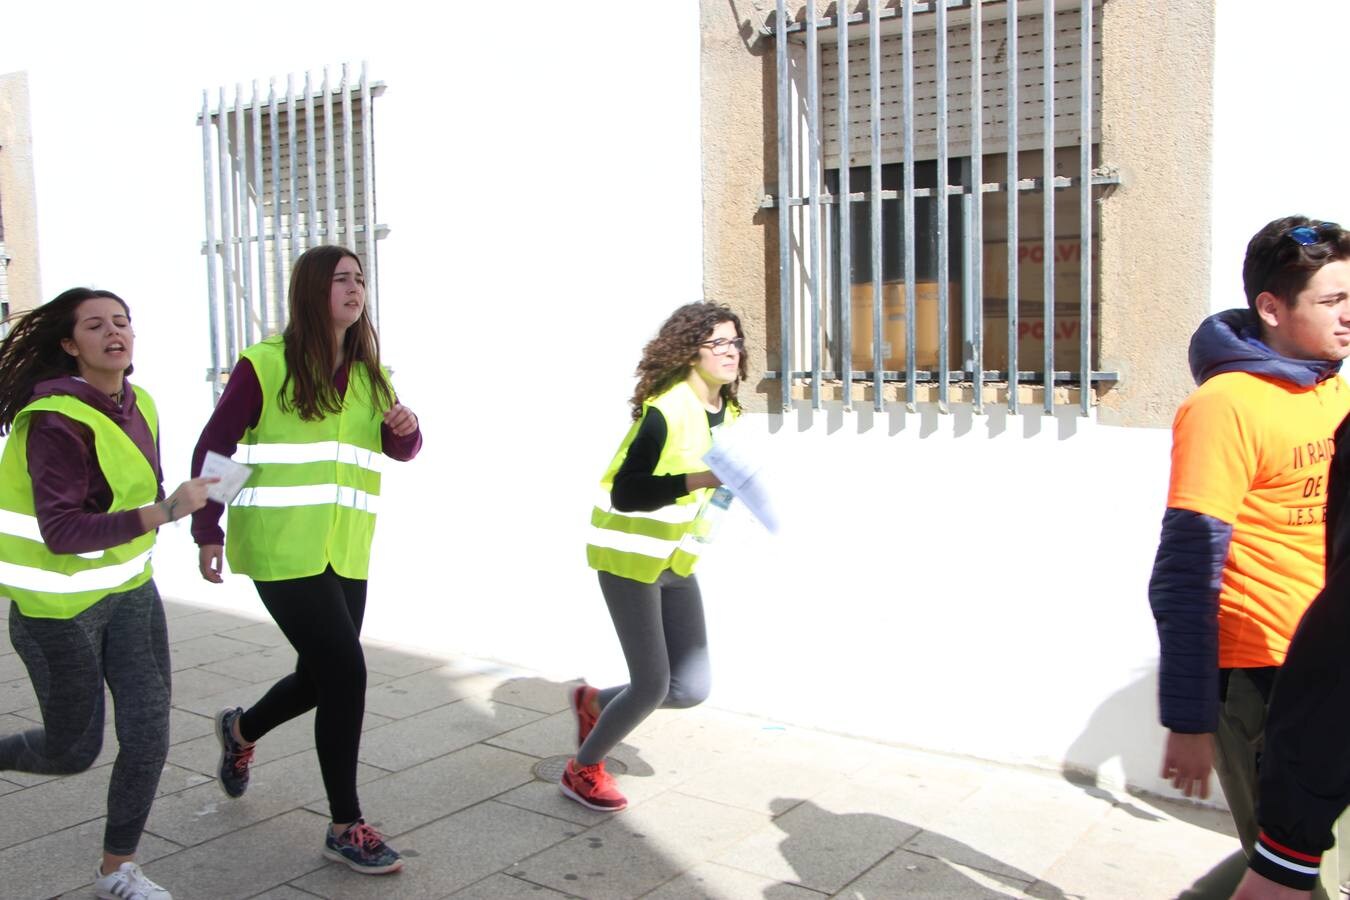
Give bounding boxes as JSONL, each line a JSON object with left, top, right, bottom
{"left": 1, "top": 597, "right": 1238, "bottom": 900}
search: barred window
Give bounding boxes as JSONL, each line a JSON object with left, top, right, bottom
{"left": 197, "top": 64, "right": 386, "bottom": 395}
{"left": 766, "top": 1, "right": 1114, "bottom": 415}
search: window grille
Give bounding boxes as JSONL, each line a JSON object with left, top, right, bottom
{"left": 198, "top": 63, "right": 386, "bottom": 395}
{"left": 765, "top": 0, "right": 1117, "bottom": 415}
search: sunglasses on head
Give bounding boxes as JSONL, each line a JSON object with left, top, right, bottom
{"left": 1287, "top": 222, "right": 1341, "bottom": 246}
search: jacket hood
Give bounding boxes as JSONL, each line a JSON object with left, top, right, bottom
{"left": 1188, "top": 308, "right": 1341, "bottom": 387}
{"left": 30, "top": 376, "right": 138, "bottom": 425}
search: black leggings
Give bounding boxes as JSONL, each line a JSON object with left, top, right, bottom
{"left": 238, "top": 566, "right": 366, "bottom": 824}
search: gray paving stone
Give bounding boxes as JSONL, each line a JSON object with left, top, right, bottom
{"left": 218, "top": 620, "right": 290, "bottom": 647}
{"left": 146, "top": 748, "right": 384, "bottom": 846}
{"left": 306, "top": 742, "right": 538, "bottom": 835}
{"left": 833, "top": 847, "right": 1034, "bottom": 898}
{"left": 161, "top": 599, "right": 223, "bottom": 620}
{"left": 0, "top": 758, "right": 202, "bottom": 850}
{"left": 1028, "top": 796, "right": 1242, "bottom": 899}
{"left": 901, "top": 770, "right": 1113, "bottom": 883}
{"left": 358, "top": 697, "right": 544, "bottom": 771}
{"left": 0, "top": 649, "right": 29, "bottom": 683}
{"left": 712, "top": 796, "right": 921, "bottom": 892}
{"left": 507, "top": 789, "right": 768, "bottom": 898}
{"left": 486, "top": 710, "right": 576, "bottom": 759}
{"left": 156, "top": 762, "right": 216, "bottom": 796}
{"left": 448, "top": 872, "right": 581, "bottom": 899}
{"left": 1, "top": 817, "right": 178, "bottom": 900}
{"left": 197, "top": 643, "right": 299, "bottom": 682}
{"left": 363, "top": 665, "right": 474, "bottom": 719}
{"left": 645, "top": 862, "right": 826, "bottom": 899}
{"left": 166, "top": 633, "right": 263, "bottom": 671}
{"left": 675, "top": 750, "right": 861, "bottom": 816}
{"left": 0, "top": 675, "right": 36, "bottom": 714}
{"left": 294, "top": 800, "right": 577, "bottom": 899}
{"left": 362, "top": 642, "right": 449, "bottom": 678}
{"left": 250, "top": 887, "right": 326, "bottom": 899}
{"left": 165, "top": 608, "right": 257, "bottom": 643}
{"left": 167, "top": 666, "right": 257, "bottom": 709}
{"left": 489, "top": 676, "right": 573, "bottom": 714}
{"left": 136, "top": 808, "right": 331, "bottom": 898}
{"left": 495, "top": 779, "right": 618, "bottom": 828}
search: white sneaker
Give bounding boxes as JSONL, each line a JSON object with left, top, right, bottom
{"left": 93, "top": 862, "right": 173, "bottom": 900}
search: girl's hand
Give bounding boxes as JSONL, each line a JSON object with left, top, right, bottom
{"left": 140, "top": 476, "right": 219, "bottom": 530}
{"left": 685, "top": 471, "right": 721, "bottom": 492}
{"left": 383, "top": 403, "right": 418, "bottom": 437}
{"left": 199, "top": 544, "right": 225, "bottom": 584}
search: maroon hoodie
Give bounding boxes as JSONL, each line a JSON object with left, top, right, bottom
{"left": 24, "top": 376, "right": 162, "bottom": 555}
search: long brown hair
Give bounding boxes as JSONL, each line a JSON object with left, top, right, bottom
{"left": 629, "top": 302, "right": 747, "bottom": 421}
{"left": 278, "top": 245, "right": 394, "bottom": 420}
{"left": 0, "top": 288, "right": 132, "bottom": 434}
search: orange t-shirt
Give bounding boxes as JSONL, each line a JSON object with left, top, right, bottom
{"left": 1168, "top": 371, "right": 1350, "bottom": 667}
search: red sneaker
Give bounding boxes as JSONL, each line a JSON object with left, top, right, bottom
{"left": 560, "top": 758, "right": 627, "bottom": 812}
{"left": 571, "top": 684, "right": 600, "bottom": 747}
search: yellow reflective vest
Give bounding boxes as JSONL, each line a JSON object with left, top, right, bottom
{"left": 587, "top": 379, "right": 738, "bottom": 583}
{"left": 226, "top": 336, "right": 385, "bottom": 581}
{"left": 0, "top": 388, "right": 159, "bottom": 619}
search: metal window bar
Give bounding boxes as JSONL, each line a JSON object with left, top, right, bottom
{"left": 837, "top": 5, "right": 852, "bottom": 412}
{"left": 869, "top": 0, "right": 883, "bottom": 412}
{"left": 198, "top": 65, "right": 387, "bottom": 394}
{"left": 807, "top": 3, "right": 822, "bottom": 410}
{"left": 1041, "top": 0, "right": 1055, "bottom": 413}
{"left": 764, "top": 0, "right": 1114, "bottom": 415}
{"left": 1007, "top": 1, "right": 1019, "bottom": 414}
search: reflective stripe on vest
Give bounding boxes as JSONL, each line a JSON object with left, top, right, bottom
{"left": 225, "top": 336, "right": 386, "bottom": 581}
{"left": 0, "top": 387, "right": 159, "bottom": 619}
{"left": 586, "top": 380, "right": 738, "bottom": 584}
{"left": 0, "top": 548, "right": 153, "bottom": 594}
{"left": 234, "top": 440, "right": 384, "bottom": 472}
{"left": 234, "top": 484, "right": 379, "bottom": 514}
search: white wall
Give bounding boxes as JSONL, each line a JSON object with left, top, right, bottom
{"left": 1210, "top": 0, "right": 1350, "bottom": 314}
{"left": 7, "top": 0, "right": 1340, "bottom": 806}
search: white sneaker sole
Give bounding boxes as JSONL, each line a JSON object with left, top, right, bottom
{"left": 322, "top": 845, "right": 404, "bottom": 875}
{"left": 559, "top": 779, "right": 627, "bottom": 812}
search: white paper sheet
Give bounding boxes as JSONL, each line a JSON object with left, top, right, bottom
{"left": 702, "top": 429, "right": 780, "bottom": 534}
{"left": 201, "top": 450, "right": 254, "bottom": 505}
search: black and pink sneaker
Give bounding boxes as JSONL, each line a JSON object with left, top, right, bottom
{"left": 214, "top": 706, "right": 254, "bottom": 798}
{"left": 323, "top": 819, "right": 404, "bottom": 875}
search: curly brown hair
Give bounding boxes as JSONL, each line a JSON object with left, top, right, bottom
{"left": 629, "top": 302, "right": 747, "bottom": 420}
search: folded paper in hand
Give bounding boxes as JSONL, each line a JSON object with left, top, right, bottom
{"left": 201, "top": 451, "right": 254, "bottom": 505}
{"left": 702, "top": 430, "right": 780, "bottom": 534}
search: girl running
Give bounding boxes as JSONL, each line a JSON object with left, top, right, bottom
{"left": 564, "top": 301, "right": 746, "bottom": 811}
{"left": 191, "top": 245, "right": 421, "bottom": 875}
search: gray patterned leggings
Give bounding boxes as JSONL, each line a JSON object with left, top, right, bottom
{"left": 0, "top": 580, "right": 171, "bottom": 856}
{"left": 577, "top": 569, "right": 711, "bottom": 766}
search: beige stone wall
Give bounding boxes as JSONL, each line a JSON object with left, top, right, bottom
{"left": 0, "top": 71, "right": 41, "bottom": 315}
{"left": 1096, "top": 0, "right": 1214, "bottom": 426}
{"left": 701, "top": 0, "right": 1217, "bottom": 425}
{"left": 701, "top": 1, "right": 784, "bottom": 412}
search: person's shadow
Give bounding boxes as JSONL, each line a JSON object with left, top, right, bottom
{"left": 766, "top": 798, "right": 1072, "bottom": 898}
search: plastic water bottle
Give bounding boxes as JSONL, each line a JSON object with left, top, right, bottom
{"left": 691, "top": 486, "right": 735, "bottom": 545}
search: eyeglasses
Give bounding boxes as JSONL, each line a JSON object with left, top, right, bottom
{"left": 1287, "top": 222, "right": 1341, "bottom": 246}
{"left": 700, "top": 337, "right": 745, "bottom": 356}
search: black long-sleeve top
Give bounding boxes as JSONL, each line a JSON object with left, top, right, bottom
{"left": 610, "top": 405, "right": 723, "bottom": 512}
